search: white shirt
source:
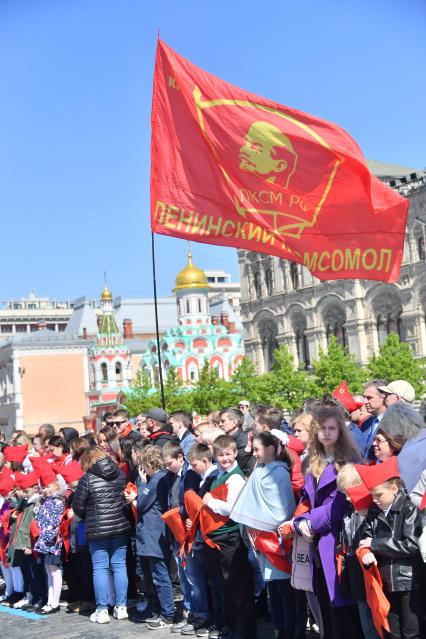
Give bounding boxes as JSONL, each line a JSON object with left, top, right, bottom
{"left": 207, "top": 461, "right": 246, "bottom": 517}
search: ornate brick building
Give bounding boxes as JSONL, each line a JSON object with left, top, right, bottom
{"left": 238, "top": 161, "right": 426, "bottom": 372}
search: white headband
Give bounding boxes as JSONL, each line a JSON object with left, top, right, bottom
{"left": 270, "top": 429, "right": 289, "bottom": 446}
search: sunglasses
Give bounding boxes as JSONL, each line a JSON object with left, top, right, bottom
{"left": 112, "top": 420, "right": 127, "bottom": 426}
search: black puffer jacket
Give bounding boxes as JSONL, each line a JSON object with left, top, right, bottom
{"left": 361, "top": 490, "right": 422, "bottom": 592}
{"left": 72, "top": 456, "right": 130, "bottom": 541}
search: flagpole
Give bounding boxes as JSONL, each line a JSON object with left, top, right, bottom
{"left": 151, "top": 231, "right": 166, "bottom": 410}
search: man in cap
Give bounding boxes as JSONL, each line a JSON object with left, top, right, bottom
{"left": 146, "top": 408, "right": 176, "bottom": 448}
{"left": 238, "top": 400, "right": 255, "bottom": 432}
{"left": 377, "top": 380, "right": 415, "bottom": 407}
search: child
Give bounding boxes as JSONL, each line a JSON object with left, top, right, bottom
{"left": 0, "top": 470, "right": 17, "bottom": 604}
{"left": 58, "top": 462, "right": 95, "bottom": 613}
{"left": 34, "top": 466, "right": 65, "bottom": 615}
{"left": 358, "top": 459, "right": 422, "bottom": 639}
{"left": 201, "top": 434, "right": 256, "bottom": 639}
{"left": 182, "top": 443, "right": 221, "bottom": 637}
{"left": 161, "top": 440, "right": 200, "bottom": 631}
{"left": 125, "top": 444, "right": 175, "bottom": 628}
{"left": 232, "top": 431, "right": 296, "bottom": 639}
{"left": 3, "top": 480, "right": 26, "bottom": 606}
{"left": 336, "top": 463, "right": 380, "bottom": 639}
{"left": 10, "top": 471, "right": 46, "bottom": 611}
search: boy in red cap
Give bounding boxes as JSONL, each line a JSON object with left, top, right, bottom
{"left": 336, "top": 464, "right": 379, "bottom": 639}
{"left": 358, "top": 461, "right": 422, "bottom": 639}
{"left": 0, "top": 470, "right": 16, "bottom": 604}
{"left": 33, "top": 470, "right": 65, "bottom": 615}
{"left": 8, "top": 472, "right": 46, "bottom": 611}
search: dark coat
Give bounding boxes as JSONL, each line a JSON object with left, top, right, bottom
{"left": 149, "top": 425, "right": 177, "bottom": 449}
{"left": 72, "top": 456, "right": 130, "bottom": 542}
{"left": 361, "top": 490, "right": 422, "bottom": 592}
{"left": 295, "top": 463, "right": 351, "bottom": 607}
{"left": 135, "top": 469, "right": 170, "bottom": 558}
{"left": 234, "top": 429, "right": 255, "bottom": 477}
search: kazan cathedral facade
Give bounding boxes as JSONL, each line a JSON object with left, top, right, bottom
{"left": 237, "top": 161, "right": 426, "bottom": 373}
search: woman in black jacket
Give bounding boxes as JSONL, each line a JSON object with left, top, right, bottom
{"left": 73, "top": 446, "right": 130, "bottom": 625}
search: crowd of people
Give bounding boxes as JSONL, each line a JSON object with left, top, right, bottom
{"left": 0, "top": 377, "right": 426, "bottom": 639}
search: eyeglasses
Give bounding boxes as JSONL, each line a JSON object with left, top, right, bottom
{"left": 373, "top": 437, "right": 389, "bottom": 446}
{"left": 112, "top": 420, "right": 127, "bottom": 426}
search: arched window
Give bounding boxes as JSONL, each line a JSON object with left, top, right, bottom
{"left": 254, "top": 272, "right": 262, "bottom": 299}
{"left": 197, "top": 298, "right": 202, "bottom": 313}
{"left": 186, "top": 299, "right": 190, "bottom": 314}
{"left": 290, "top": 263, "right": 299, "bottom": 290}
{"left": 101, "top": 362, "right": 108, "bottom": 382}
{"left": 115, "top": 362, "right": 122, "bottom": 382}
{"left": 296, "top": 329, "right": 310, "bottom": 368}
{"left": 326, "top": 321, "right": 347, "bottom": 347}
{"left": 265, "top": 268, "right": 274, "bottom": 295}
{"left": 419, "top": 237, "right": 426, "bottom": 261}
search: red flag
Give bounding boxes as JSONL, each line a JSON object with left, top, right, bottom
{"left": 151, "top": 40, "right": 408, "bottom": 283}
{"left": 332, "top": 380, "right": 364, "bottom": 413}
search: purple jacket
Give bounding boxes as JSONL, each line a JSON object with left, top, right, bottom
{"left": 295, "top": 463, "right": 351, "bottom": 607}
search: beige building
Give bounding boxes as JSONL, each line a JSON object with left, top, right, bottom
{"left": 238, "top": 161, "right": 426, "bottom": 373}
{"left": 0, "top": 331, "right": 89, "bottom": 439}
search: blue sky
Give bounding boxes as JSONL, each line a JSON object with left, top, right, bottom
{"left": 0, "top": 0, "right": 425, "bottom": 301}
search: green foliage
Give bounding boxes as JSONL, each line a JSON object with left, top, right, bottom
{"left": 367, "top": 333, "right": 425, "bottom": 395}
{"left": 252, "top": 344, "right": 312, "bottom": 411}
{"left": 189, "top": 360, "right": 236, "bottom": 415}
{"left": 310, "top": 336, "right": 367, "bottom": 396}
{"left": 124, "top": 333, "right": 424, "bottom": 418}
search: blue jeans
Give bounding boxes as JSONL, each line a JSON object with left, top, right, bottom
{"left": 173, "top": 541, "right": 192, "bottom": 613}
{"left": 89, "top": 534, "right": 129, "bottom": 610}
{"left": 185, "top": 549, "right": 210, "bottom": 620}
{"left": 148, "top": 556, "right": 175, "bottom": 619}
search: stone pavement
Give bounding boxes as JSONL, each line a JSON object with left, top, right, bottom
{"left": 0, "top": 605, "right": 277, "bottom": 639}
{"left": 0, "top": 603, "right": 320, "bottom": 639}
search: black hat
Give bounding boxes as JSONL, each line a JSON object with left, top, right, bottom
{"left": 147, "top": 408, "right": 167, "bottom": 423}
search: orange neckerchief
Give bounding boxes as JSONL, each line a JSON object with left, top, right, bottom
{"left": 119, "top": 424, "right": 134, "bottom": 438}
{"left": 249, "top": 529, "right": 292, "bottom": 574}
{"left": 125, "top": 482, "right": 138, "bottom": 524}
{"left": 356, "top": 547, "right": 390, "bottom": 639}
{"left": 161, "top": 507, "right": 187, "bottom": 546}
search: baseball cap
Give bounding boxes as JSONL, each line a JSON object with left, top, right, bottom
{"left": 238, "top": 400, "right": 250, "bottom": 407}
{"left": 378, "top": 380, "right": 415, "bottom": 403}
{"left": 147, "top": 408, "right": 168, "bottom": 423}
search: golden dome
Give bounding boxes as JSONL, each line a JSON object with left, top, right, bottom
{"left": 174, "top": 248, "right": 209, "bottom": 291}
{"left": 101, "top": 284, "right": 113, "bottom": 301}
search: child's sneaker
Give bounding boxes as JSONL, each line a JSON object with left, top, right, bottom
{"left": 147, "top": 614, "right": 174, "bottom": 629}
{"left": 113, "top": 605, "right": 129, "bottom": 620}
{"left": 90, "top": 608, "right": 111, "bottom": 624}
{"left": 13, "top": 596, "right": 31, "bottom": 609}
{"left": 172, "top": 612, "right": 190, "bottom": 633}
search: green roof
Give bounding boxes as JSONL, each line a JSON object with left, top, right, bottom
{"left": 99, "top": 313, "right": 119, "bottom": 335}
{"left": 367, "top": 160, "right": 422, "bottom": 179}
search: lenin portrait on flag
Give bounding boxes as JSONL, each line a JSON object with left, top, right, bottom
{"left": 193, "top": 87, "right": 342, "bottom": 239}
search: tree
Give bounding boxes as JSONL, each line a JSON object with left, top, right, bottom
{"left": 230, "top": 357, "right": 259, "bottom": 401}
{"left": 310, "top": 336, "right": 367, "bottom": 396}
{"left": 190, "top": 360, "right": 236, "bottom": 415}
{"left": 253, "top": 344, "right": 312, "bottom": 411}
{"left": 367, "top": 333, "right": 425, "bottom": 396}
